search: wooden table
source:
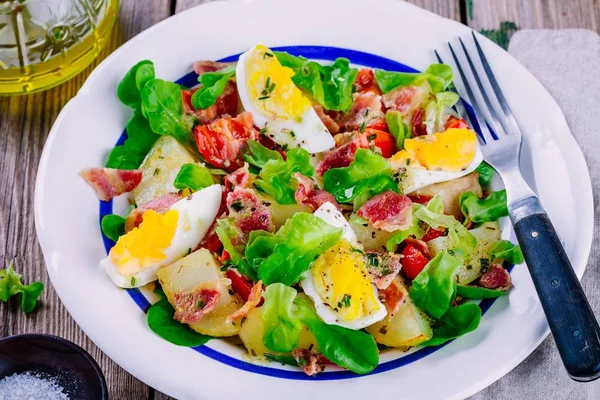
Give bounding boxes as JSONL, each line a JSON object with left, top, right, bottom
{"left": 1, "top": 1, "right": 599, "bottom": 398}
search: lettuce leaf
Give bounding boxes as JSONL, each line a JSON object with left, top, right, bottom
{"left": 374, "top": 64, "right": 454, "bottom": 94}
{"left": 474, "top": 162, "right": 495, "bottom": 186}
{"left": 459, "top": 190, "right": 508, "bottom": 223}
{"left": 490, "top": 240, "right": 524, "bottom": 264}
{"left": 262, "top": 284, "right": 303, "bottom": 352}
{"left": 173, "top": 164, "right": 214, "bottom": 192}
{"left": 323, "top": 149, "right": 398, "bottom": 206}
{"left": 141, "top": 79, "right": 195, "bottom": 145}
{"left": 215, "top": 218, "right": 257, "bottom": 281}
{"left": 294, "top": 296, "right": 379, "bottom": 374}
{"left": 254, "top": 148, "right": 313, "bottom": 205}
{"left": 385, "top": 110, "right": 411, "bottom": 149}
{"left": 457, "top": 285, "right": 507, "bottom": 299}
{"left": 117, "top": 60, "right": 155, "bottom": 109}
{"left": 242, "top": 140, "right": 283, "bottom": 169}
{"left": 275, "top": 52, "right": 358, "bottom": 112}
{"left": 422, "top": 303, "right": 482, "bottom": 347}
{"left": 409, "top": 251, "right": 463, "bottom": 319}
{"left": 101, "top": 214, "right": 126, "bottom": 242}
{"left": 424, "top": 91, "right": 459, "bottom": 135}
{"left": 191, "top": 66, "right": 236, "bottom": 109}
{"left": 245, "top": 213, "right": 342, "bottom": 286}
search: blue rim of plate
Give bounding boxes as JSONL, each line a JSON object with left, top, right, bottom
{"left": 98, "top": 45, "right": 508, "bottom": 380}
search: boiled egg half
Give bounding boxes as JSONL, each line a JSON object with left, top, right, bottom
{"left": 300, "top": 202, "right": 387, "bottom": 330}
{"left": 100, "top": 184, "right": 222, "bottom": 288}
{"left": 389, "top": 127, "right": 483, "bottom": 194}
{"left": 236, "top": 44, "right": 335, "bottom": 154}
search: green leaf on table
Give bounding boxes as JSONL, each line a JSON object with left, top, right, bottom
{"left": 147, "top": 297, "right": 211, "bottom": 347}
{"left": 191, "top": 66, "right": 236, "bottom": 109}
{"left": 409, "top": 251, "right": 463, "bottom": 319}
{"left": 173, "top": 164, "right": 214, "bottom": 192}
{"left": 294, "top": 296, "right": 379, "bottom": 374}
{"left": 262, "top": 283, "right": 302, "bottom": 352}
{"left": 323, "top": 149, "right": 398, "bottom": 207}
{"left": 474, "top": 161, "right": 495, "bottom": 186}
{"left": 275, "top": 52, "right": 358, "bottom": 112}
{"left": 385, "top": 110, "right": 411, "bottom": 149}
{"left": 106, "top": 110, "right": 160, "bottom": 170}
{"left": 460, "top": 190, "right": 508, "bottom": 223}
{"left": 490, "top": 240, "right": 524, "bottom": 264}
{"left": 242, "top": 140, "right": 283, "bottom": 169}
{"left": 422, "top": 303, "right": 482, "bottom": 346}
{"left": 141, "top": 79, "right": 195, "bottom": 145}
{"left": 0, "top": 261, "right": 44, "bottom": 313}
{"left": 101, "top": 214, "right": 126, "bottom": 242}
{"left": 117, "top": 60, "right": 156, "bottom": 109}
{"left": 374, "top": 64, "right": 454, "bottom": 94}
{"left": 245, "top": 212, "right": 342, "bottom": 286}
{"left": 254, "top": 148, "right": 313, "bottom": 205}
{"left": 457, "top": 285, "right": 507, "bottom": 299}
{"left": 479, "top": 21, "right": 518, "bottom": 50}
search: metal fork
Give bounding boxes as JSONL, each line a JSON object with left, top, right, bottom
{"left": 436, "top": 33, "right": 600, "bottom": 382}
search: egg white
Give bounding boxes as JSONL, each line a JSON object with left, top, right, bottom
{"left": 101, "top": 184, "right": 222, "bottom": 288}
{"left": 392, "top": 145, "right": 484, "bottom": 194}
{"left": 300, "top": 202, "right": 387, "bottom": 330}
{"left": 236, "top": 45, "right": 335, "bottom": 154}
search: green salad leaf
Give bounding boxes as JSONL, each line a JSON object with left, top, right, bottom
{"left": 490, "top": 240, "right": 524, "bottom": 264}
{"left": 242, "top": 140, "right": 283, "bottom": 169}
{"left": 457, "top": 285, "right": 507, "bottom": 299}
{"left": 460, "top": 190, "right": 508, "bottom": 223}
{"left": 117, "top": 60, "right": 156, "bottom": 109}
{"left": 254, "top": 148, "right": 314, "bottom": 205}
{"left": 215, "top": 218, "right": 257, "bottom": 281}
{"left": 0, "top": 261, "right": 44, "bottom": 313}
{"left": 409, "top": 251, "right": 462, "bottom": 319}
{"left": 374, "top": 64, "right": 454, "bottom": 94}
{"left": 147, "top": 297, "right": 211, "bottom": 347}
{"left": 101, "top": 214, "right": 126, "bottom": 242}
{"left": 424, "top": 91, "right": 460, "bottom": 134}
{"left": 245, "top": 213, "right": 342, "bottom": 286}
{"left": 275, "top": 52, "right": 358, "bottom": 112}
{"left": 294, "top": 296, "right": 379, "bottom": 374}
{"left": 385, "top": 110, "right": 411, "bottom": 149}
{"left": 191, "top": 66, "right": 236, "bottom": 109}
{"left": 141, "top": 79, "right": 195, "bottom": 144}
{"left": 422, "top": 303, "right": 482, "bottom": 347}
{"left": 474, "top": 162, "right": 495, "bottom": 186}
{"left": 173, "top": 164, "right": 214, "bottom": 192}
{"left": 262, "top": 283, "right": 303, "bottom": 352}
{"left": 323, "top": 149, "right": 398, "bottom": 206}
{"left": 106, "top": 109, "right": 160, "bottom": 170}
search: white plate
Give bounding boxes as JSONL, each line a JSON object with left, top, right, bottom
{"left": 34, "top": 0, "right": 594, "bottom": 399}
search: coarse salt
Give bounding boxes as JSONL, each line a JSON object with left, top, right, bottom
{"left": 0, "top": 371, "right": 69, "bottom": 400}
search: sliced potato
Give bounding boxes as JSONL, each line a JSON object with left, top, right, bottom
{"left": 132, "top": 136, "right": 198, "bottom": 205}
{"left": 366, "top": 279, "right": 432, "bottom": 349}
{"left": 350, "top": 220, "right": 394, "bottom": 252}
{"left": 413, "top": 173, "right": 482, "bottom": 220}
{"left": 260, "top": 194, "right": 312, "bottom": 229}
{"left": 157, "top": 248, "right": 243, "bottom": 337}
{"left": 239, "top": 306, "right": 319, "bottom": 358}
{"left": 427, "top": 221, "right": 501, "bottom": 285}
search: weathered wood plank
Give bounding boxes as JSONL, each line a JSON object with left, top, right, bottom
{"left": 469, "top": 0, "right": 600, "bottom": 32}
{"left": 0, "top": 1, "right": 171, "bottom": 399}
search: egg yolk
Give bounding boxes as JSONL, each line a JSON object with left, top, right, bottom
{"left": 110, "top": 210, "right": 178, "bottom": 274}
{"left": 311, "top": 240, "right": 380, "bottom": 322}
{"left": 394, "top": 128, "right": 477, "bottom": 172}
{"left": 245, "top": 44, "right": 311, "bottom": 121}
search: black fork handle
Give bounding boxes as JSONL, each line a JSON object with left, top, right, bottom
{"left": 510, "top": 196, "right": 600, "bottom": 381}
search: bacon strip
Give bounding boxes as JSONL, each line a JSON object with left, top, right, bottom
{"left": 357, "top": 191, "right": 413, "bottom": 232}
{"left": 225, "top": 280, "right": 263, "bottom": 323}
{"left": 479, "top": 264, "right": 512, "bottom": 290}
{"left": 379, "top": 278, "right": 408, "bottom": 315}
{"left": 313, "top": 104, "right": 340, "bottom": 134}
{"left": 182, "top": 81, "right": 238, "bottom": 124}
{"left": 124, "top": 193, "right": 182, "bottom": 232}
{"left": 337, "top": 92, "right": 385, "bottom": 131}
{"left": 80, "top": 168, "right": 142, "bottom": 202}
{"left": 294, "top": 173, "right": 340, "bottom": 211}
{"left": 365, "top": 252, "right": 403, "bottom": 290}
{"left": 172, "top": 285, "right": 222, "bottom": 324}
{"left": 193, "top": 60, "right": 234, "bottom": 75}
{"left": 226, "top": 187, "right": 274, "bottom": 234}
{"left": 227, "top": 163, "right": 251, "bottom": 189}
{"left": 354, "top": 68, "right": 380, "bottom": 94}
{"left": 315, "top": 131, "right": 369, "bottom": 176}
{"left": 292, "top": 349, "right": 330, "bottom": 376}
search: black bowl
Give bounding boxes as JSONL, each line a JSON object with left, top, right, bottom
{"left": 0, "top": 334, "right": 108, "bottom": 399}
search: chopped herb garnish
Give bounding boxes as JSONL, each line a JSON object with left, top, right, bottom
{"left": 259, "top": 127, "right": 268, "bottom": 135}
{"left": 366, "top": 253, "right": 380, "bottom": 267}
{"left": 282, "top": 144, "right": 289, "bottom": 151}
{"left": 368, "top": 134, "right": 377, "bottom": 141}
{"left": 342, "top": 294, "right": 352, "bottom": 307}
{"left": 259, "top": 76, "right": 277, "bottom": 100}
{"left": 406, "top": 159, "right": 411, "bottom": 166}
{"left": 263, "top": 52, "right": 274, "bottom": 59}
{"left": 290, "top": 131, "right": 296, "bottom": 138}
{"left": 153, "top": 168, "right": 160, "bottom": 176}
{"left": 480, "top": 258, "right": 490, "bottom": 269}
{"left": 130, "top": 277, "right": 136, "bottom": 287}
{"left": 230, "top": 201, "right": 244, "bottom": 212}
{"left": 196, "top": 299, "right": 205, "bottom": 310}
{"left": 360, "top": 121, "right": 367, "bottom": 133}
